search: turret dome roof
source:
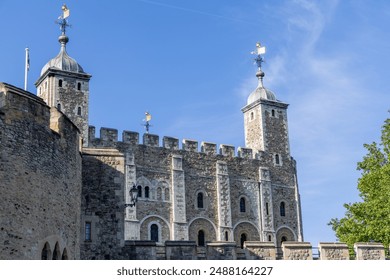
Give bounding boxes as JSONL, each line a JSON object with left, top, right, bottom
{"left": 40, "top": 35, "right": 84, "bottom": 76}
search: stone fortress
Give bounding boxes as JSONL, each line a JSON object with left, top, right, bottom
{"left": 0, "top": 6, "right": 388, "bottom": 260}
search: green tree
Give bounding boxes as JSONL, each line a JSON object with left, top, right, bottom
{"left": 329, "top": 118, "right": 390, "bottom": 249}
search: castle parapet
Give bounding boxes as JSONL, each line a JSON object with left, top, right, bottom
{"left": 183, "top": 139, "right": 198, "bottom": 152}
{"left": 244, "top": 242, "right": 276, "bottom": 260}
{"left": 100, "top": 127, "right": 118, "bottom": 146}
{"left": 87, "top": 125, "right": 261, "bottom": 161}
{"left": 201, "top": 142, "right": 216, "bottom": 155}
{"left": 123, "top": 131, "right": 139, "bottom": 145}
{"left": 143, "top": 133, "right": 159, "bottom": 147}
{"left": 318, "top": 242, "right": 349, "bottom": 260}
{"left": 220, "top": 144, "right": 235, "bottom": 157}
{"left": 354, "top": 242, "right": 385, "bottom": 260}
{"left": 89, "top": 126, "right": 96, "bottom": 142}
{"left": 163, "top": 136, "right": 179, "bottom": 150}
{"left": 206, "top": 242, "right": 237, "bottom": 260}
{"left": 238, "top": 147, "right": 253, "bottom": 159}
{"left": 282, "top": 242, "right": 312, "bottom": 260}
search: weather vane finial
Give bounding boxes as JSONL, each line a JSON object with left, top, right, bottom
{"left": 143, "top": 112, "right": 152, "bottom": 133}
{"left": 251, "top": 42, "right": 266, "bottom": 71}
{"left": 56, "top": 4, "right": 71, "bottom": 34}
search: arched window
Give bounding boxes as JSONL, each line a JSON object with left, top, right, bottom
{"left": 164, "top": 188, "right": 170, "bottom": 201}
{"left": 240, "top": 197, "right": 246, "bottom": 213}
{"left": 61, "top": 248, "right": 68, "bottom": 260}
{"left": 41, "top": 242, "right": 51, "bottom": 260}
{"left": 77, "top": 82, "right": 81, "bottom": 90}
{"left": 280, "top": 202, "right": 286, "bottom": 217}
{"left": 137, "top": 185, "right": 142, "bottom": 198}
{"left": 145, "top": 186, "right": 150, "bottom": 199}
{"left": 157, "top": 187, "right": 162, "bottom": 200}
{"left": 281, "top": 236, "right": 287, "bottom": 243}
{"left": 268, "top": 235, "right": 272, "bottom": 242}
{"left": 225, "top": 231, "right": 229, "bottom": 241}
{"left": 240, "top": 233, "right": 247, "bottom": 249}
{"left": 52, "top": 242, "right": 60, "bottom": 260}
{"left": 85, "top": 222, "right": 91, "bottom": 241}
{"left": 275, "top": 154, "right": 280, "bottom": 165}
{"left": 150, "top": 224, "right": 159, "bottom": 242}
{"left": 250, "top": 111, "right": 254, "bottom": 120}
{"left": 58, "top": 79, "right": 63, "bottom": 87}
{"left": 77, "top": 106, "right": 82, "bottom": 116}
{"left": 198, "top": 230, "right": 205, "bottom": 246}
{"left": 271, "top": 109, "right": 275, "bottom": 117}
{"left": 197, "top": 192, "right": 204, "bottom": 209}
{"left": 57, "top": 103, "right": 61, "bottom": 111}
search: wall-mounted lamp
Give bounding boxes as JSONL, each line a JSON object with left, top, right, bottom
{"left": 125, "top": 185, "right": 138, "bottom": 208}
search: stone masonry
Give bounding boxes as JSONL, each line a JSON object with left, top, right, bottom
{"left": 0, "top": 83, "right": 82, "bottom": 260}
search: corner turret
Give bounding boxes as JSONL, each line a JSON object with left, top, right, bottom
{"left": 35, "top": 5, "right": 91, "bottom": 146}
{"left": 242, "top": 42, "right": 290, "bottom": 158}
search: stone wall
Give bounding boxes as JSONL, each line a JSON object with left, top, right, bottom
{"left": 0, "top": 83, "right": 82, "bottom": 260}
{"left": 81, "top": 127, "right": 302, "bottom": 259}
{"left": 80, "top": 148, "right": 125, "bottom": 260}
{"left": 108, "top": 241, "right": 390, "bottom": 260}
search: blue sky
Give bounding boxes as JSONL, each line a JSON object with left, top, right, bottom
{"left": 1, "top": 0, "right": 390, "bottom": 247}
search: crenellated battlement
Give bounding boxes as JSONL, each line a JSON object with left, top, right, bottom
{"left": 88, "top": 125, "right": 261, "bottom": 160}
{"left": 123, "top": 241, "right": 389, "bottom": 260}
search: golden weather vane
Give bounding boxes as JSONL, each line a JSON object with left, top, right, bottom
{"left": 251, "top": 42, "right": 266, "bottom": 70}
{"left": 56, "top": 4, "right": 71, "bottom": 34}
{"left": 143, "top": 112, "right": 152, "bottom": 133}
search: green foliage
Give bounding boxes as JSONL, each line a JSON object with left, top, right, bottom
{"left": 329, "top": 118, "right": 390, "bottom": 249}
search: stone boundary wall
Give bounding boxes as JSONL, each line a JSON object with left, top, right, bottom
{"left": 119, "top": 241, "right": 389, "bottom": 260}
{"left": 88, "top": 126, "right": 259, "bottom": 159}
{"left": 0, "top": 83, "right": 82, "bottom": 260}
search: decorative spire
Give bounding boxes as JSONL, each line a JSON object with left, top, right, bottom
{"left": 251, "top": 42, "right": 266, "bottom": 88}
{"left": 56, "top": 5, "right": 71, "bottom": 50}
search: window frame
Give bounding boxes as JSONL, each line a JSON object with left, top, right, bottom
{"left": 239, "top": 197, "right": 246, "bottom": 213}
{"left": 197, "top": 192, "right": 204, "bottom": 209}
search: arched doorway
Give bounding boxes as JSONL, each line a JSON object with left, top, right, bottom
{"left": 41, "top": 242, "right": 51, "bottom": 260}
{"left": 150, "top": 224, "right": 159, "bottom": 242}
{"left": 240, "top": 233, "right": 247, "bottom": 249}
{"left": 198, "top": 230, "right": 205, "bottom": 246}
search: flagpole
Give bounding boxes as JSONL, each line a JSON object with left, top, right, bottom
{"left": 24, "top": 48, "right": 29, "bottom": 91}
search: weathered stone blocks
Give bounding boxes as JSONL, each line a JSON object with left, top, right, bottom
{"left": 182, "top": 139, "right": 198, "bottom": 152}
{"left": 123, "top": 131, "right": 139, "bottom": 145}
{"left": 206, "top": 242, "right": 237, "bottom": 260}
{"left": 244, "top": 241, "right": 276, "bottom": 260}
{"left": 163, "top": 136, "right": 179, "bottom": 150}
{"left": 237, "top": 147, "right": 253, "bottom": 159}
{"left": 143, "top": 133, "right": 159, "bottom": 147}
{"left": 165, "top": 241, "right": 197, "bottom": 260}
{"left": 354, "top": 242, "right": 385, "bottom": 260}
{"left": 101, "top": 127, "right": 118, "bottom": 145}
{"left": 282, "top": 242, "right": 312, "bottom": 260}
{"left": 201, "top": 141, "right": 216, "bottom": 155}
{"left": 220, "top": 144, "right": 235, "bottom": 157}
{"left": 318, "top": 242, "right": 349, "bottom": 260}
{"left": 123, "top": 241, "right": 157, "bottom": 260}
{"left": 0, "top": 83, "right": 81, "bottom": 260}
